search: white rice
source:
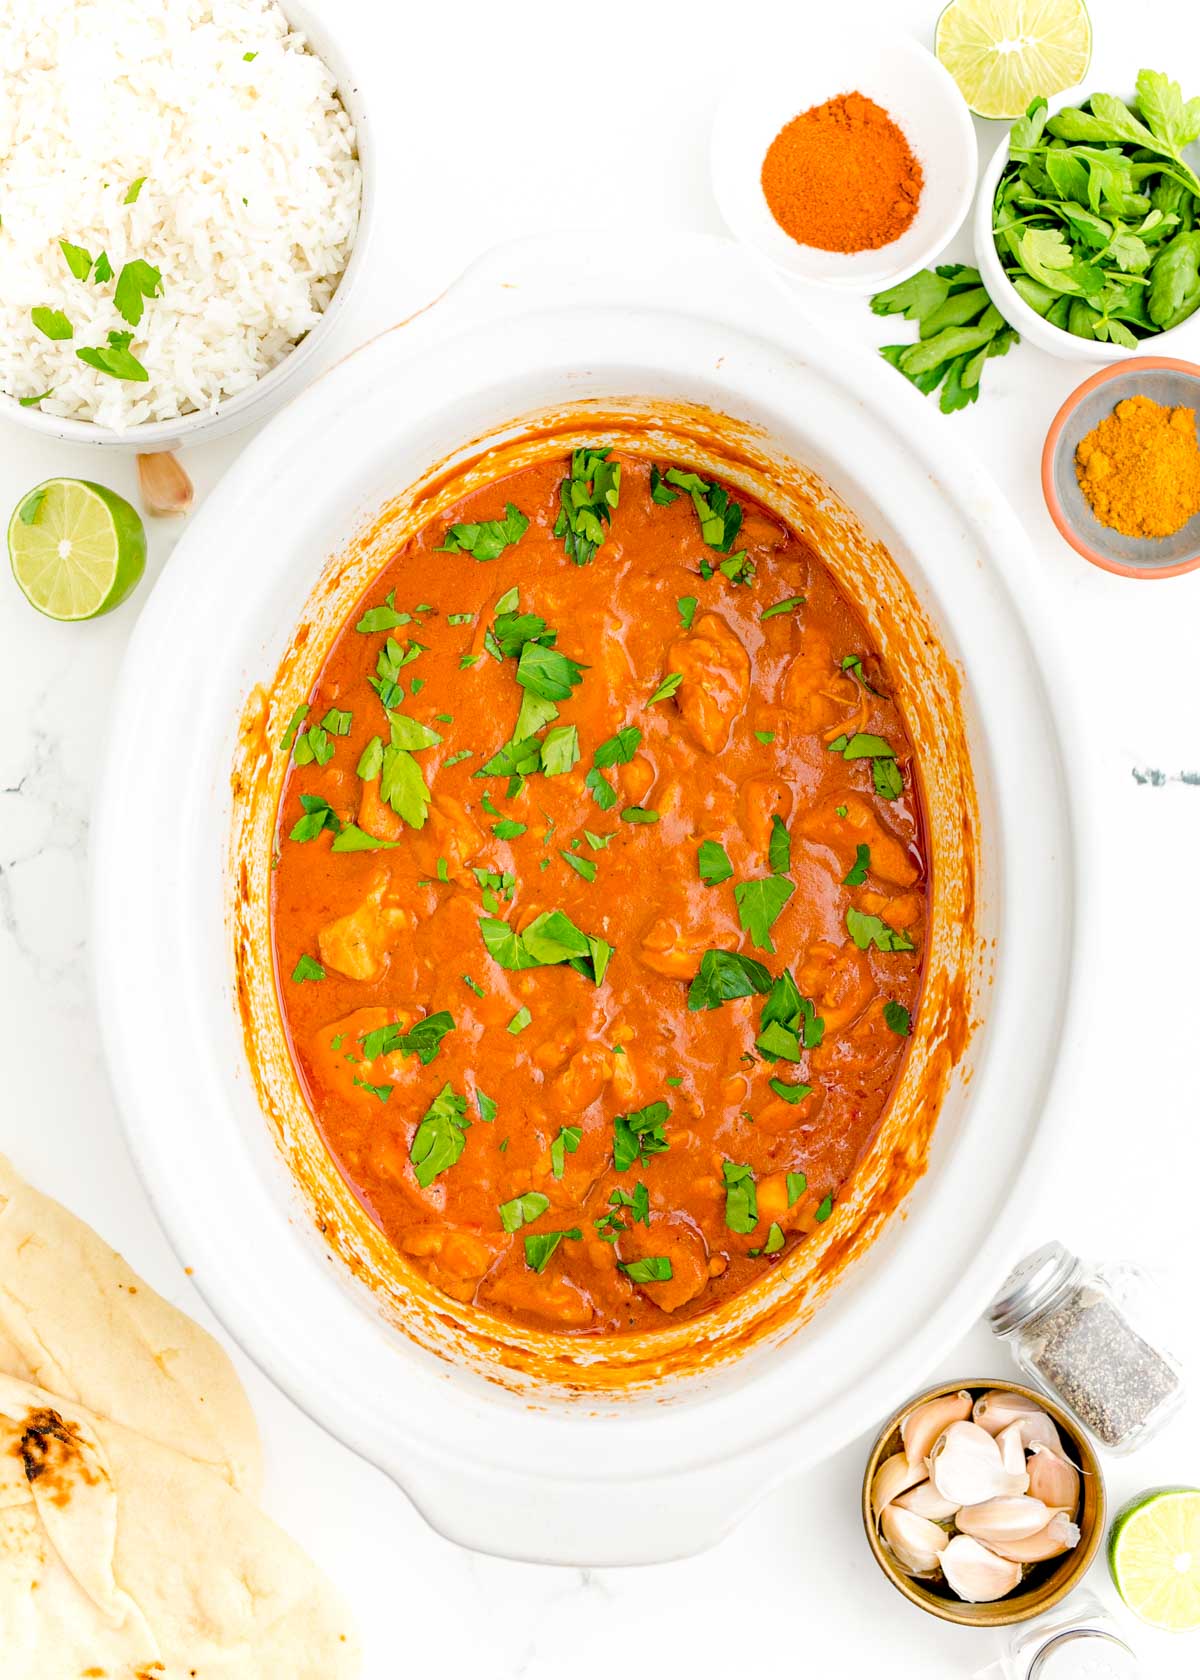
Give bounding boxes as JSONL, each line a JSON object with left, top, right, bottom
{"left": 0, "top": 0, "right": 361, "bottom": 429}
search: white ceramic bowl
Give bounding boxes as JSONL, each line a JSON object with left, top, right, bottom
{"left": 975, "top": 89, "right": 1200, "bottom": 364}
{"left": 711, "top": 25, "right": 977, "bottom": 294}
{"left": 0, "top": 0, "right": 373, "bottom": 453}
{"left": 93, "top": 233, "right": 1085, "bottom": 1565}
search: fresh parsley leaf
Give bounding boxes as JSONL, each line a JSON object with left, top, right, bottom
{"left": 613, "top": 1101, "right": 670, "bottom": 1171}
{"left": 676, "top": 594, "right": 698, "bottom": 630}
{"left": 620, "top": 806, "right": 659, "bottom": 824}
{"left": 734, "top": 875, "right": 794, "bottom": 954}
{"left": 356, "top": 736, "right": 384, "bottom": 780}
{"left": 761, "top": 596, "right": 805, "bottom": 620}
{"left": 665, "top": 468, "right": 744, "bottom": 552}
{"left": 409, "top": 1084, "right": 470, "bottom": 1187}
{"left": 59, "top": 239, "right": 92, "bottom": 281}
{"left": 845, "top": 907, "right": 914, "bottom": 952}
{"left": 697, "top": 839, "right": 733, "bottom": 885}
{"left": 289, "top": 793, "right": 341, "bottom": 842}
{"left": 768, "top": 814, "right": 791, "bottom": 876}
{"left": 353, "top": 1077, "right": 392, "bottom": 1103}
{"left": 476, "top": 1087, "right": 497, "bottom": 1122}
{"left": 763, "top": 1222, "right": 785, "bottom": 1255}
{"left": 292, "top": 724, "right": 333, "bottom": 766}
{"left": 560, "top": 849, "right": 596, "bottom": 881}
{"left": 17, "top": 389, "right": 55, "bottom": 408}
{"left": 499, "top": 1190, "right": 550, "bottom": 1234}
{"left": 840, "top": 653, "right": 879, "bottom": 694}
{"left": 541, "top": 724, "right": 580, "bottom": 777}
{"left": 321, "top": 708, "right": 352, "bottom": 736}
{"left": 815, "top": 1194, "right": 834, "bottom": 1223}
{"left": 113, "top": 258, "right": 162, "bottom": 327}
{"left": 291, "top": 953, "right": 325, "bottom": 982}
{"left": 524, "top": 1228, "right": 581, "bottom": 1272}
{"left": 124, "top": 176, "right": 146, "bottom": 204}
{"left": 786, "top": 1171, "right": 807, "bottom": 1207}
{"left": 480, "top": 909, "right": 612, "bottom": 985}
{"left": 92, "top": 251, "right": 113, "bottom": 284}
{"left": 585, "top": 767, "right": 618, "bottom": 810}
{"left": 516, "top": 641, "right": 587, "bottom": 701}
{"left": 437, "top": 502, "right": 529, "bottom": 561}
{"left": 620, "top": 1256, "right": 673, "bottom": 1283}
{"left": 593, "top": 725, "right": 641, "bottom": 768}
{"left": 31, "top": 307, "right": 72, "bottom": 341}
{"left": 873, "top": 758, "right": 904, "bottom": 800}
{"left": 843, "top": 843, "right": 870, "bottom": 885}
{"left": 329, "top": 824, "right": 399, "bottom": 851}
{"left": 884, "top": 1000, "right": 912, "bottom": 1036}
{"left": 491, "top": 819, "right": 526, "bottom": 840}
{"left": 770, "top": 1078, "right": 813, "bottom": 1105}
{"left": 380, "top": 745, "right": 431, "bottom": 827}
{"left": 356, "top": 589, "right": 411, "bottom": 633}
{"left": 722, "top": 1160, "right": 758, "bottom": 1234}
{"left": 488, "top": 608, "right": 553, "bottom": 661}
{"left": 388, "top": 710, "right": 442, "bottom": 751}
{"left": 76, "top": 331, "right": 148, "bottom": 381}
{"left": 755, "top": 970, "right": 824, "bottom": 1061}
{"left": 359, "top": 1011, "right": 455, "bottom": 1067}
{"left": 754, "top": 732, "right": 775, "bottom": 745}
{"left": 582, "top": 829, "right": 613, "bottom": 850}
{"left": 462, "top": 974, "right": 486, "bottom": 998}
{"left": 554, "top": 447, "right": 620, "bottom": 565}
{"left": 550, "top": 1125, "right": 582, "bottom": 1178}
{"left": 830, "top": 732, "right": 893, "bottom": 759}
{"left": 649, "top": 464, "right": 678, "bottom": 505}
{"left": 687, "top": 949, "right": 772, "bottom": 1011}
{"left": 647, "top": 671, "right": 682, "bottom": 706}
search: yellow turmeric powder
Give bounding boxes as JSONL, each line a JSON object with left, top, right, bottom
{"left": 1075, "top": 394, "right": 1200, "bottom": 539}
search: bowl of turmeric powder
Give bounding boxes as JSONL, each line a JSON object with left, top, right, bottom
{"left": 1042, "top": 358, "right": 1200, "bottom": 577}
{"left": 710, "top": 27, "right": 977, "bottom": 293}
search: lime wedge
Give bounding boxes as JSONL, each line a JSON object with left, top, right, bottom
{"left": 1109, "top": 1488, "right": 1200, "bottom": 1631}
{"left": 9, "top": 478, "right": 146, "bottom": 621}
{"left": 935, "top": 0, "right": 1092, "bottom": 120}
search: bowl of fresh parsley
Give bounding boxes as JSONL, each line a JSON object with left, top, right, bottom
{"left": 974, "top": 69, "right": 1200, "bottom": 363}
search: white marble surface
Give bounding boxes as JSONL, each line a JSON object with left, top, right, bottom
{"left": 2, "top": 0, "right": 1199, "bottom": 1673}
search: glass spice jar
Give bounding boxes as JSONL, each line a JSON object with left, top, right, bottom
{"left": 970, "top": 1591, "right": 1140, "bottom": 1680}
{"left": 988, "top": 1242, "right": 1184, "bottom": 1454}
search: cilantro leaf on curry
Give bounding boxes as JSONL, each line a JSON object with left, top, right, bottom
{"left": 554, "top": 447, "right": 620, "bottom": 565}
{"left": 613, "top": 1102, "right": 670, "bottom": 1171}
{"left": 437, "top": 502, "right": 529, "bottom": 561}
{"left": 409, "top": 1084, "right": 470, "bottom": 1188}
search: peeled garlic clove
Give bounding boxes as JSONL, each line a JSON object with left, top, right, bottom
{"left": 929, "top": 1421, "right": 1028, "bottom": 1505}
{"left": 901, "top": 1389, "right": 972, "bottom": 1470}
{"left": 871, "top": 1451, "right": 926, "bottom": 1518}
{"left": 941, "top": 1534, "right": 1023, "bottom": 1603}
{"left": 880, "top": 1503, "right": 950, "bottom": 1576}
{"left": 973, "top": 1390, "right": 1063, "bottom": 1454}
{"left": 894, "top": 1479, "right": 960, "bottom": 1521}
{"left": 1026, "top": 1441, "right": 1080, "bottom": 1514}
{"left": 137, "top": 450, "right": 194, "bottom": 516}
{"left": 982, "top": 1511, "right": 1081, "bottom": 1564}
{"left": 996, "top": 1421, "right": 1027, "bottom": 1479}
{"left": 956, "top": 1496, "right": 1052, "bottom": 1543}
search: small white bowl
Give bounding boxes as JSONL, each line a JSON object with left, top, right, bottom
{"left": 975, "top": 89, "right": 1200, "bottom": 364}
{"left": 0, "top": 0, "right": 373, "bottom": 453}
{"left": 711, "top": 26, "right": 977, "bottom": 295}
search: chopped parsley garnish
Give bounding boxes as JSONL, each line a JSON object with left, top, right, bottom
{"left": 755, "top": 969, "right": 824, "bottom": 1061}
{"left": 60, "top": 239, "right": 92, "bottom": 281}
{"left": 485, "top": 605, "right": 552, "bottom": 662}
{"left": 378, "top": 744, "right": 431, "bottom": 828}
{"left": 76, "top": 331, "right": 149, "bottom": 381}
{"left": 289, "top": 793, "right": 341, "bottom": 842}
{"left": 872, "top": 758, "right": 904, "bottom": 800}
{"left": 585, "top": 768, "right": 618, "bottom": 811}
{"left": 356, "top": 589, "right": 411, "bottom": 633}
{"left": 768, "top": 814, "right": 791, "bottom": 875}
{"left": 370, "top": 636, "right": 425, "bottom": 708}
{"left": 620, "top": 1256, "right": 673, "bottom": 1283}
{"left": 447, "top": 614, "right": 473, "bottom": 627}
{"left": 18, "top": 389, "right": 55, "bottom": 408}
{"left": 491, "top": 819, "right": 527, "bottom": 840}
{"left": 786, "top": 1171, "right": 808, "bottom": 1206}
{"left": 845, "top": 907, "right": 914, "bottom": 953}
{"left": 665, "top": 467, "right": 744, "bottom": 553}
{"left": 293, "top": 724, "right": 333, "bottom": 766}
{"left": 113, "top": 259, "right": 162, "bottom": 327}
{"left": 462, "top": 973, "right": 486, "bottom": 998}
{"left": 761, "top": 596, "right": 805, "bottom": 620}
{"left": 594, "top": 726, "right": 641, "bottom": 767}
{"left": 550, "top": 1125, "right": 582, "bottom": 1178}
{"left": 507, "top": 1006, "right": 532, "bottom": 1034}
{"left": 476, "top": 1088, "right": 497, "bottom": 1122}
{"left": 479, "top": 909, "right": 613, "bottom": 985}
{"left": 356, "top": 736, "right": 383, "bottom": 780}
{"left": 443, "top": 749, "right": 473, "bottom": 768}
{"left": 329, "top": 824, "right": 399, "bottom": 852}
{"left": 358, "top": 1010, "right": 454, "bottom": 1066}
{"left": 437, "top": 501, "right": 529, "bottom": 561}
{"left": 884, "top": 1000, "right": 912, "bottom": 1036}
{"left": 649, "top": 464, "right": 677, "bottom": 505}
{"left": 31, "top": 307, "right": 73, "bottom": 341}
{"left": 687, "top": 949, "right": 772, "bottom": 1011}
{"left": 620, "top": 806, "right": 659, "bottom": 824}
{"left": 409, "top": 1084, "right": 470, "bottom": 1187}
{"left": 92, "top": 252, "right": 112, "bottom": 284}
{"left": 388, "top": 709, "right": 442, "bottom": 751}
{"left": 613, "top": 1101, "right": 670, "bottom": 1171}
{"left": 697, "top": 839, "right": 733, "bottom": 885}
{"left": 583, "top": 829, "right": 613, "bottom": 850}
{"left": 524, "top": 1229, "right": 581, "bottom": 1272}
{"left": 541, "top": 724, "right": 580, "bottom": 777}
{"left": 647, "top": 671, "right": 682, "bottom": 706}
{"left": 554, "top": 446, "right": 620, "bottom": 565}
{"left": 321, "top": 708, "right": 352, "bottom": 736}
{"left": 827, "top": 732, "right": 903, "bottom": 800}
{"left": 770, "top": 1077, "right": 813, "bottom": 1105}
{"left": 754, "top": 731, "right": 775, "bottom": 744}
{"left": 676, "top": 594, "right": 698, "bottom": 630}
{"left": 841, "top": 653, "right": 879, "bottom": 694}
{"left": 734, "top": 875, "right": 794, "bottom": 954}
{"left": 516, "top": 641, "right": 587, "bottom": 701}
{"left": 124, "top": 177, "right": 146, "bottom": 204}
{"left": 722, "top": 1160, "right": 758, "bottom": 1234}
{"left": 843, "top": 843, "right": 870, "bottom": 886}
{"left": 763, "top": 1223, "right": 785, "bottom": 1255}
{"left": 835, "top": 804, "right": 848, "bottom": 818}
{"left": 499, "top": 1191, "right": 550, "bottom": 1234}
{"left": 353, "top": 1077, "right": 392, "bottom": 1103}
{"left": 560, "top": 849, "right": 597, "bottom": 881}
{"left": 291, "top": 953, "right": 325, "bottom": 982}
{"left": 815, "top": 1194, "right": 834, "bottom": 1223}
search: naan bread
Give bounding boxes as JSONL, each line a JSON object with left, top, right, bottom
{"left": 0, "top": 1156, "right": 261, "bottom": 1496}
{"left": 0, "top": 1374, "right": 360, "bottom": 1680}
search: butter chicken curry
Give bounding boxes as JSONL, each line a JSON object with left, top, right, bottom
{"left": 271, "top": 450, "right": 928, "bottom": 1334}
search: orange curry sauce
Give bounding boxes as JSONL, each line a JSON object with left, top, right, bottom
{"left": 271, "top": 452, "right": 928, "bottom": 1335}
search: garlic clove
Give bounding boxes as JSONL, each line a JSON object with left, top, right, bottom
{"left": 880, "top": 1503, "right": 950, "bottom": 1576}
{"left": 894, "top": 1479, "right": 960, "bottom": 1521}
{"left": 981, "top": 1510, "right": 1081, "bottom": 1564}
{"left": 956, "top": 1496, "right": 1052, "bottom": 1543}
{"left": 1026, "top": 1441, "right": 1080, "bottom": 1514}
{"left": 941, "top": 1534, "right": 1023, "bottom": 1603}
{"left": 973, "top": 1390, "right": 1063, "bottom": 1454}
{"left": 871, "top": 1451, "right": 927, "bottom": 1518}
{"left": 136, "top": 450, "right": 194, "bottom": 516}
{"left": 996, "top": 1421, "right": 1027, "bottom": 1480}
{"left": 900, "top": 1389, "right": 972, "bottom": 1469}
{"left": 929, "top": 1421, "right": 1028, "bottom": 1505}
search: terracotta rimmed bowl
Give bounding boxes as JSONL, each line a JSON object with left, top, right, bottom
{"left": 1042, "top": 358, "right": 1200, "bottom": 579}
{"left": 862, "top": 1377, "right": 1107, "bottom": 1627}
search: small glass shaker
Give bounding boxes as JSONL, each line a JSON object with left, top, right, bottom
{"left": 971, "top": 1592, "right": 1139, "bottom": 1680}
{"left": 988, "top": 1242, "right": 1184, "bottom": 1453}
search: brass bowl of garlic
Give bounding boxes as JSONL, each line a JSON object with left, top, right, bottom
{"left": 862, "top": 1378, "right": 1107, "bottom": 1627}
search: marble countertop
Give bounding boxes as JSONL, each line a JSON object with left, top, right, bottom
{"left": 2, "top": 0, "right": 1198, "bottom": 1674}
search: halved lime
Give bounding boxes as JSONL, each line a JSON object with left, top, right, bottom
{"left": 1109, "top": 1488, "right": 1200, "bottom": 1631}
{"left": 935, "top": 0, "right": 1092, "bottom": 120}
{"left": 9, "top": 478, "right": 146, "bottom": 620}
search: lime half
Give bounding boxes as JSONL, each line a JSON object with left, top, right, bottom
{"left": 1109, "top": 1488, "right": 1200, "bottom": 1631}
{"left": 9, "top": 478, "right": 146, "bottom": 620}
{"left": 935, "top": 0, "right": 1092, "bottom": 120}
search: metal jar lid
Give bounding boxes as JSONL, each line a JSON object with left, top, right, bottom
{"left": 988, "top": 1241, "right": 1083, "bottom": 1337}
{"left": 1027, "top": 1628, "right": 1138, "bottom": 1679}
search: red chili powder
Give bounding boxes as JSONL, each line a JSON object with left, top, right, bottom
{"left": 761, "top": 91, "right": 924, "bottom": 254}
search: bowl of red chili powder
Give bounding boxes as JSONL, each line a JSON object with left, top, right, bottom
{"left": 711, "top": 27, "right": 977, "bottom": 293}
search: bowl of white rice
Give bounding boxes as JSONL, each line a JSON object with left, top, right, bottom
{"left": 0, "top": 0, "right": 369, "bottom": 449}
